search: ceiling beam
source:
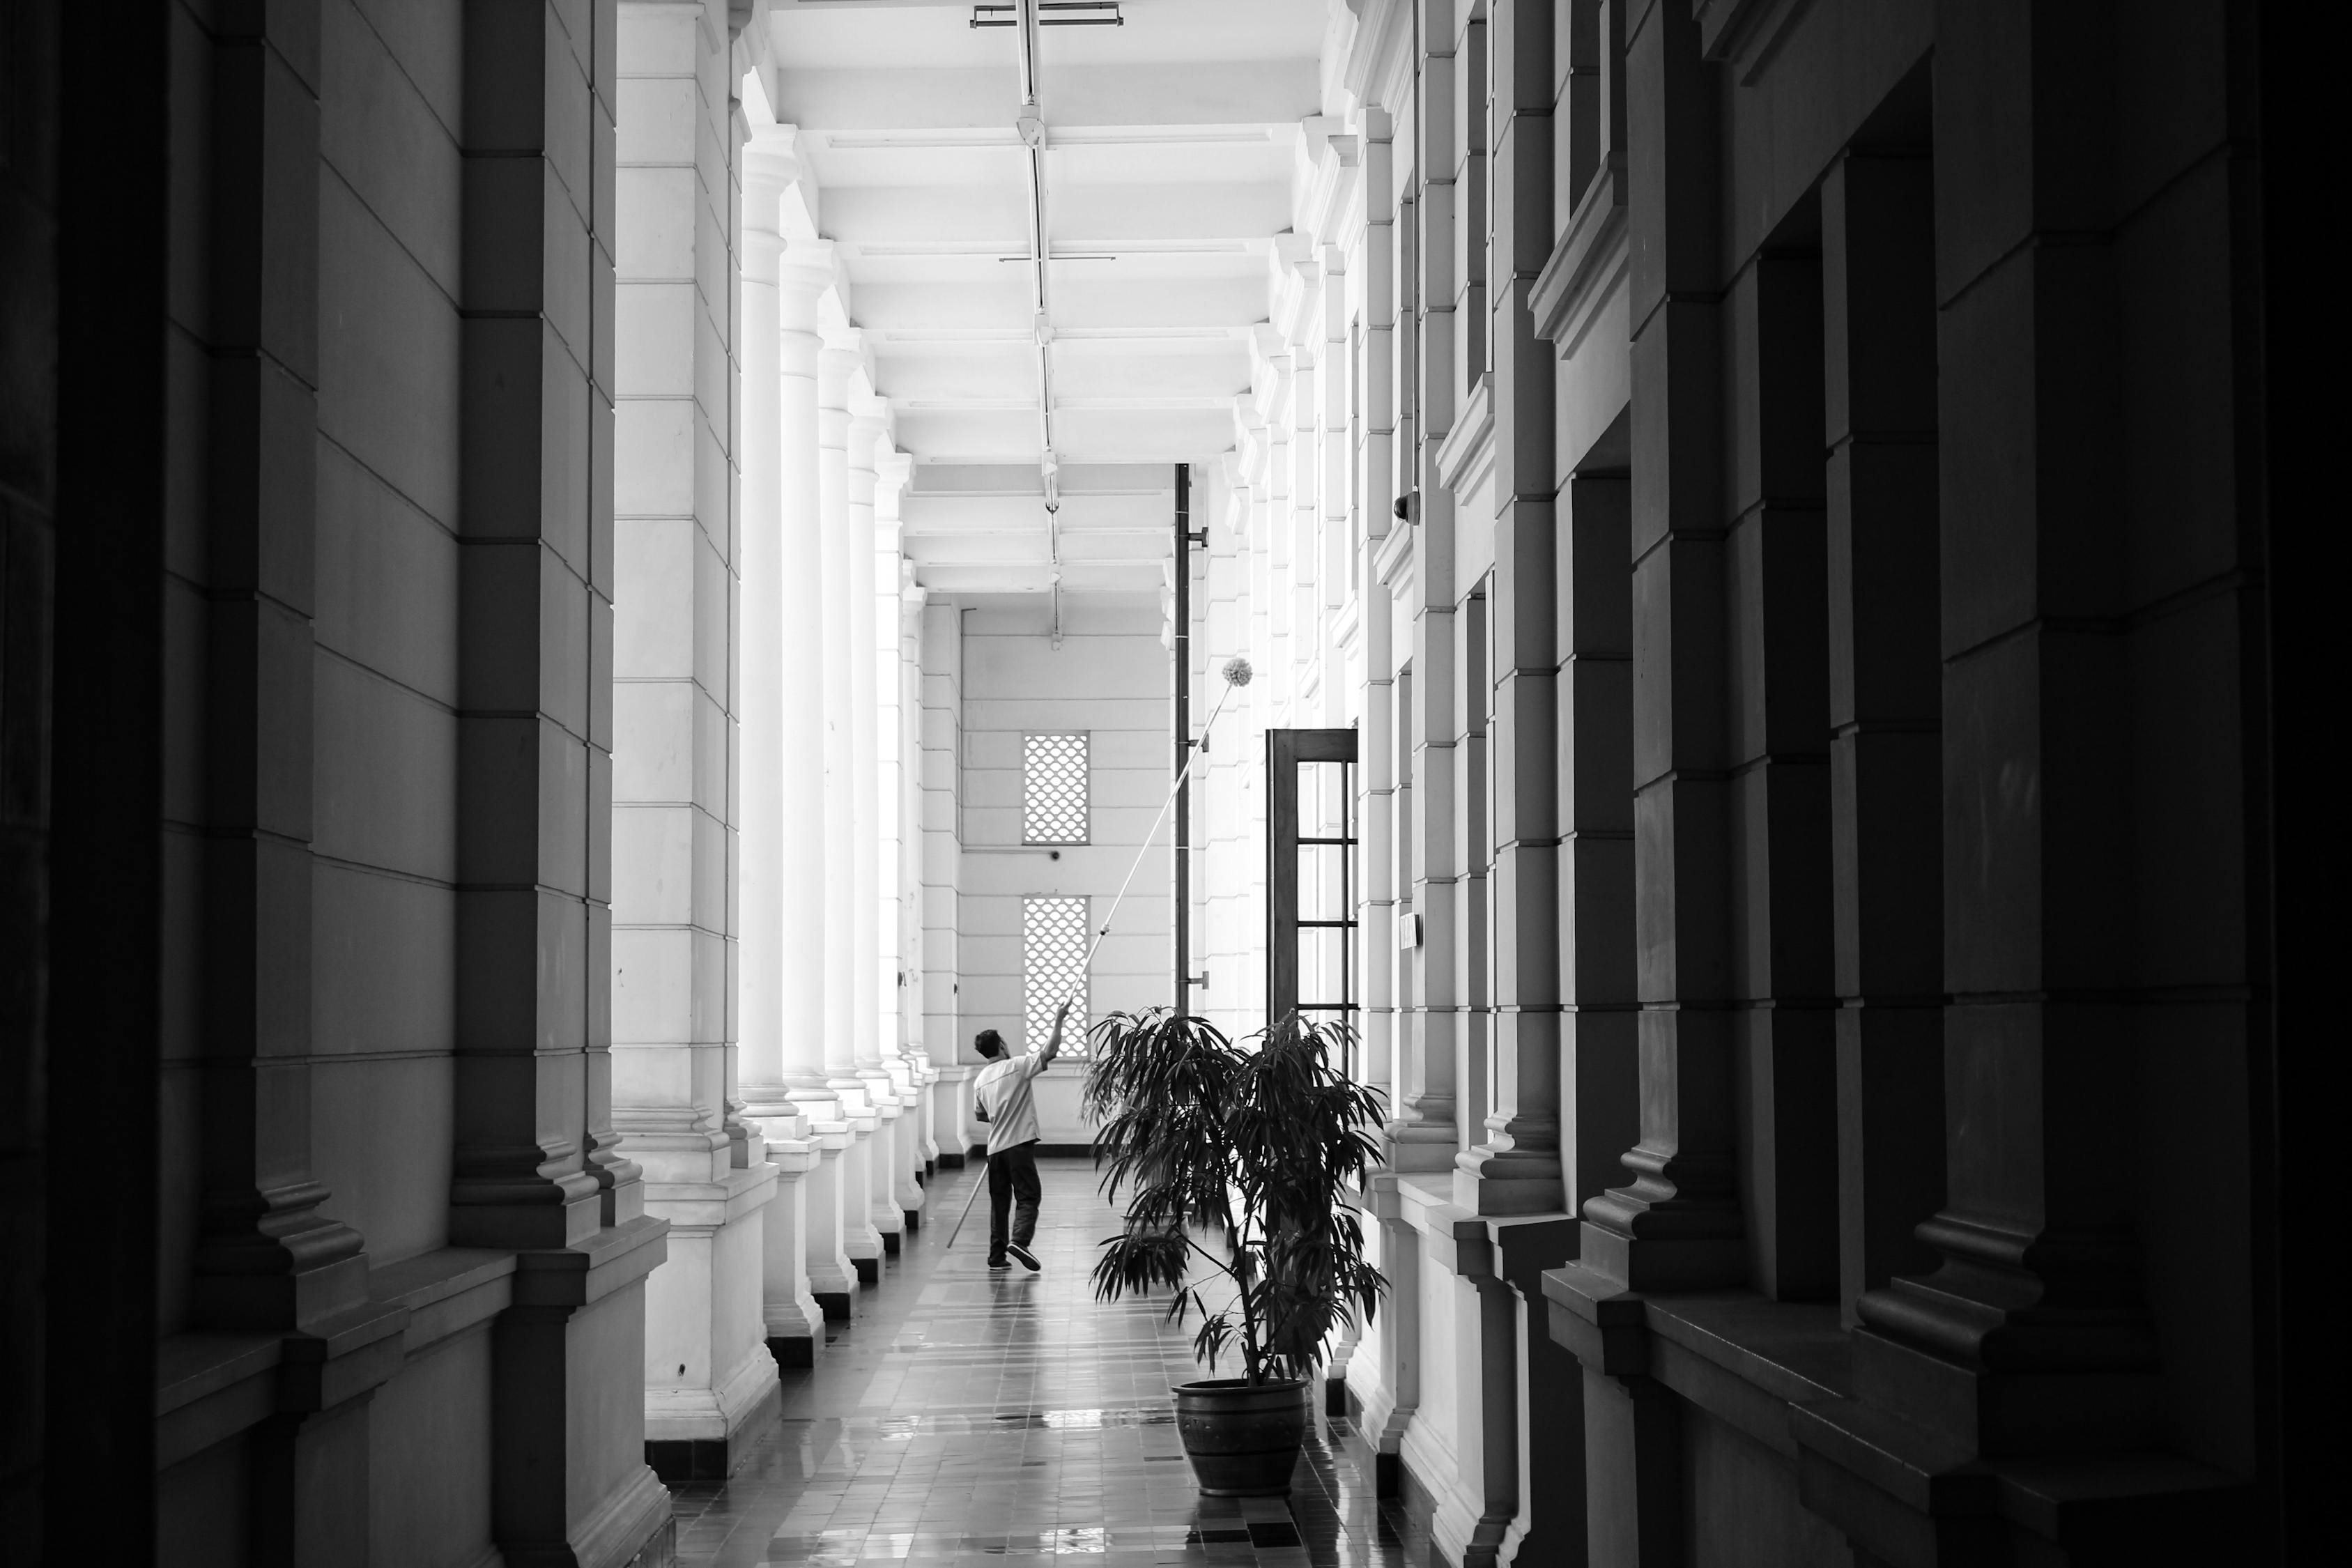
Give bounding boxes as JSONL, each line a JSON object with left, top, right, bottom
{"left": 774, "top": 63, "right": 1319, "bottom": 132}
{"left": 818, "top": 182, "right": 1291, "bottom": 248}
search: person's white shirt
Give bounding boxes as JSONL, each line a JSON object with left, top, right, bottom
{"left": 976, "top": 1001, "right": 1071, "bottom": 1155}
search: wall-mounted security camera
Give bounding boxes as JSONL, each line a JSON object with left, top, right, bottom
{"left": 1393, "top": 491, "right": 1420, "bottom": 525}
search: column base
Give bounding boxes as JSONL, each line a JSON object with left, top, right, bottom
{"left": 1578, "top": 1215, "right": 1746, "bottom": 1294}
{"left": 902, "top": 1208, "right": 921, "bottom": 1231}
{"left": 644, "top": 1363, "right": 781, "bottom": 1483}
{"left": 1339, "top": 1382, "right": 1404, "bottom": 1497}
{"left": 517, "top": 1457, "right": 672, "bottom": 1568}
{"left": 882, "top": 1230, "right": 901, "bottom": 1257}
{"left": 1383, "top": 1121, "right": 1460, "bottom": 1174}
{"left": 815, "top": 1290, "right": 855, "bottom": 1323}
{"left": 854, "top": 1256, "right": 880, "bottom": 1285}
{"left": 1852, "top": 1323, "right": 2165, "bottom": 1459}
{"left": 1451, "top": 1151, "right": 1565, "bottom": 1217}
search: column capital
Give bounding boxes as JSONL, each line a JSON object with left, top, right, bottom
{"left": 847, "top": 397, "right": 890, "bottom": 470}
{"left": 778, "top": 238, "right": 838, "bottom": 305}
{"left": 819, "top": 329, "right": 865, "bottom": 394}
{"left": 744, "top": 123, "right": 801, "bottom": 183}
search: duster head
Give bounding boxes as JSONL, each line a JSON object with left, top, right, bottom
{"left": 1222, "top": 656, "right": 1254, "bottom": 687}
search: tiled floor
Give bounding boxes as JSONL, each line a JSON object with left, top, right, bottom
{"left": 671, "top": 1155, "right": 1431, "bottom": 1568}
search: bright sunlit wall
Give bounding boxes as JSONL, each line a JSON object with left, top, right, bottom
{"left": 954, "top": 594, "right": 1174, "bottom": 1143}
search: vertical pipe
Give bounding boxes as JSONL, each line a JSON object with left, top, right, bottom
{"left": 1172, "top": 463, "right": 1192, "bottom": 1013}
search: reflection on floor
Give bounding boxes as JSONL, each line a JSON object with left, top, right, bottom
{"left": 672, "top": 1155, "right": 1429, "bottom": 1568}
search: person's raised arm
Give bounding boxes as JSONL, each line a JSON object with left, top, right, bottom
{"left": 1038, "top": 997, "right": 1075, "bottom": 1070}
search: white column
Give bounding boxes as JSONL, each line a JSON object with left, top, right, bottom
{"left": 818, "top": 330, "right": 886, "bottom": 1279}
{"left": 613, "top": 0, "right": 779, "bottom": 1464}
{"left": 902, "top": 572, "right": 940, "bottom": 1173}
{"left": 738, "top": 133, "right": 829, "bottom": 1352}
{"left": 847, "top": 399, "right": 907, "bottom": 1260}
{"left": 779, "top": 234, "right": 853, "bottom": 1315}
{"left": 875, "top": 453, "right": 933, "bottom": 1211}
{"left": 845, "top": 396, "right": 909, "bottom": 1251}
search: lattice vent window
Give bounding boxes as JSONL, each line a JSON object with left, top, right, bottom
{"left": 1022, "top": 732, "right": 1089, "bottom": 845}
{"left": 1023, "top": 895, "right": 1089, "bottom": 1055}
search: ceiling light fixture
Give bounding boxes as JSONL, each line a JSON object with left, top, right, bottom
{"left": 970, "top": 2, "right": 1123, "bottom": 26}
{"left": 991, "top": 1, "right": 1075, "bottom": 643}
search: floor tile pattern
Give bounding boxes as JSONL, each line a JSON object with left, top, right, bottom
{"left": 672, "top": 1157, "right": 1430, "bottom": 1568}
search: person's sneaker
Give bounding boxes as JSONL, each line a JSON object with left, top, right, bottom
{"left": 1006, "top": 1241, "right": 1041, "bottom": 1273}
{"left": 986, "top": 1256, "right": 1012, "bottom": 1271}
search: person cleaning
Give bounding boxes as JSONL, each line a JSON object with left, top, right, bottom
{"left": 971, "top": 996, "right": 1073, "bottom": 1273}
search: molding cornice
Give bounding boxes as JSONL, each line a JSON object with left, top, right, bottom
{"left": 1306, "top": 130, "right": 1364, "bottom": 249}
{"left": 1433, "top": 374, "right": 1495, "bottom": 500}
{"left": 1331, "top": 593, "right": 1363, "bottom": 656}
{"left": 1530, "top": 160, "right": 1627, "bottom": 356}
{"left": 1694, "top": 0, "right": 1822, "bottom": 82}
{"left": 1373, "top": 509, "right": 1415, "bottom": 593}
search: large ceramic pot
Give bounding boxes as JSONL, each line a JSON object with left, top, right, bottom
{"left": 1171, "top": 1378, "right": 1309, "bottom": 1496}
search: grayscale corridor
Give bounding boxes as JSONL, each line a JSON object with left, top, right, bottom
{"left": 0, "top": 2, "right": 2314, "bottom": 1567}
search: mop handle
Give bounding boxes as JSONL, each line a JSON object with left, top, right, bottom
{"left": 944, "top": 1152, "right": 990, "bottom": 1249}
{"left": 1079, "top": 673, "right": 1242, "bottom": 977}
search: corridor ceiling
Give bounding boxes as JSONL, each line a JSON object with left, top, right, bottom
{"left": 757, "top": 0, "right": 1330, "bottom": 599}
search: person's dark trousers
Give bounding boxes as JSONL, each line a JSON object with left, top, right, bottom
{"left": 987, "top": 1141, "right": 1043, "bottom": 1262}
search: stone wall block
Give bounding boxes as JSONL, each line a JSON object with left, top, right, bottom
{"left": 1725, "top": 506, "right": 1828, "bottom": 762}
{"left": 1626, "top": 302, "right": 1721, "bottom": 559}
{"left": 1560, "top": 473, "right": 1630, "bottom": 659}
{"left": 1726, "top": 254, "right": 1827, "bottom": 517}
{"left": 1560, "top": 656, "right": 1631, "bottom": 833}
{"left": 1631, "top": 776, "right": 1727, "bottom": 1002}
{"left": 1928, "top": 0, "right": 2116, "bottom": 302}
{"left": 1939, "top": 245, "right": 2124, "bottom": 653}
{"left": 1824, "top": 441, "right": 1938, "bottom": 725}
{"left": 1622, "top": 0, "right": 1716, "bottom": 320}
{"left": 1829, "top": 729, "right": 1941, "bottom": 998}
{"left": 1491, "top": 282, "right": 1556, "bottom": 495}
{"left": 210, "top": 36, "right": 321, "bottom": 382}
{"left": 1493, "top": 0, "right": 1556, "bottom": 110}
{"left": 1834, "top": 1002, "right": 1944, "bottom": 1311}
{"left": 1822, "top": 155, "right": 1937, "bottom": 441}
{"left": 1493, "top": 670, "right": 1558, "bottom": 843}
{"left": 1630, "top": 536, "right": 1725, "bottom": 783}
{"left": 1729, "top": 759, "right": 1832, "bottom": 999}
{"left": 457, "top": 316, "right": 553, "bottom": 530}
{"left": 1416, "top": 180, "right": 1459, "bottom": 339}
{"left": 1937, "top": 633, "right": 2045, "bottom": 996}
{"left": 1734, "top": 1004, "right": 1838, "bottom": 1300}
{"left": 1491, "top": 841, "right": 1559, "bottom": 1006}
{"left": 206, "top": 356, "right": 319, "bottom": 612}
{"left": 1562, "top": 833, "right": 1636, "bottom": 1006}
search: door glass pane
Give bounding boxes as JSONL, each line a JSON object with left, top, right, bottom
{"left": 1297, "top": 925, "right": 1348, "bottom": 1012}
{"left": 1298, "top": 760, "right": 1350, "bottom": 840}
{"left": 1298, "top": 843, "right": 1348, "bottom": 923}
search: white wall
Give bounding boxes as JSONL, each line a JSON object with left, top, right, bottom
{"left": 954, "top": 594, "right": 1172, "bottom": 1144}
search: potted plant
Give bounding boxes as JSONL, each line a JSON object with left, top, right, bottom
{"left": 1084, "top": 1008, "right": 1386, "bottom": 1496}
